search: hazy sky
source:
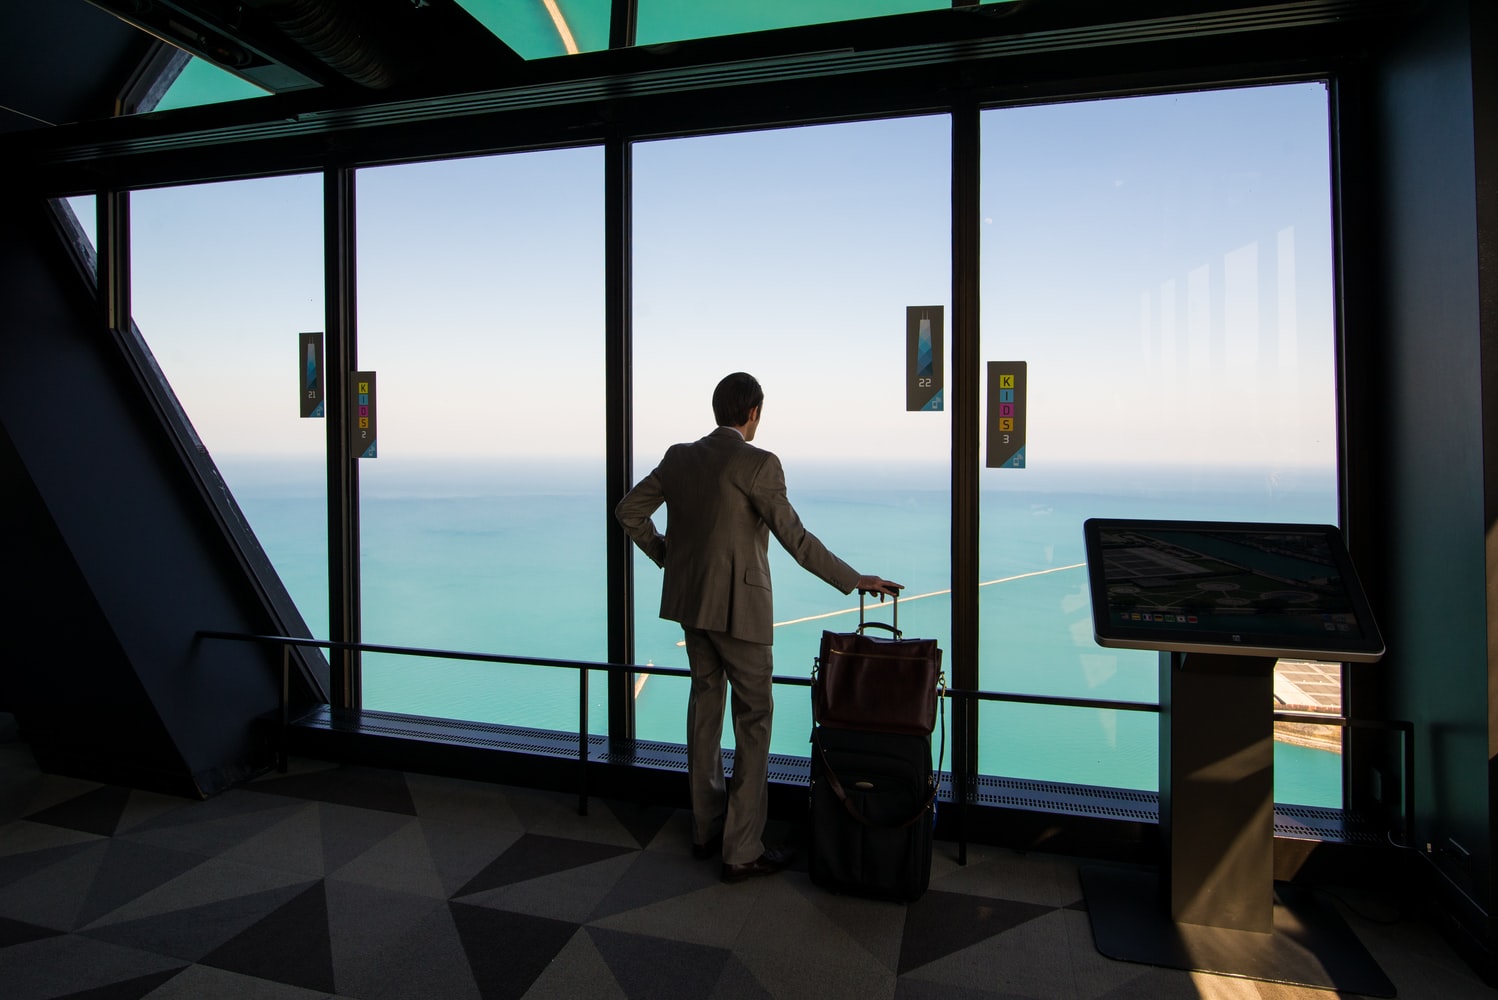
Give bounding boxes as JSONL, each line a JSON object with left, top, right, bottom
{"left": 92, "top": 80, "right": 1333, "bottom": 483}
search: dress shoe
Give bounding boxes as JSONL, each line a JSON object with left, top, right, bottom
{"left": 721, "top": 847, "right": 794, "bottom": 884}
{"left": 691, "top": 833, "right": 722, "bottom": 860}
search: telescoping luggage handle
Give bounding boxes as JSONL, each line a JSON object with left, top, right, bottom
{"left": 857, "top": 589, "right": 899, "bottom": 638}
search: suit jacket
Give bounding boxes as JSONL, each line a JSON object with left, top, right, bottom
{"left": 616, "top": 426, "right": 859, "bottom": 645}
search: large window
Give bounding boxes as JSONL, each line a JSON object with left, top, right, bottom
{"left": 632, "top": 117, "right": 952, "bottom": 756}
{"left": 116, "top": 76, "right": 1346, "bottom": 810}
{"left": 130, "top": 176, "right": 329, "bottom": 639}
{"left": 977, "top": 84, "right": 1340, "bottom": 802}
{"left": 355, "top": 149, "right": 606, "bottom": 729}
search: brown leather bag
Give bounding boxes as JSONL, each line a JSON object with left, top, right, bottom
{"left": 811, "top": 594, "right": 944, "bottom": 735}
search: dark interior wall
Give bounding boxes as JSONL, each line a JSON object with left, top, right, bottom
{"left": 0, "top": 195, "right": 296, "bottom": 796}
{"left": 1373, "top": 0, "right": 1493, "bottom": 931}
{"left": 0, "top": 3, "right": 153, "bottom": 133}
{"left": 1475, "top": 0, "right": 1498, "bottom": 948}
{"left": 0, "top": 421, "right": 191, "bottom": 789}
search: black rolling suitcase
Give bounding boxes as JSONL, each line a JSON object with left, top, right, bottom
{"left": 808, "top": 594, "right": 944, "bottom": 903}
{"left": 809, "top": 726, "right": 935, "bottom": 901}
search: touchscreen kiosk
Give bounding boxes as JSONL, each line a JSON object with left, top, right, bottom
{"left": 1082, "top": 518, "right": 1383, "bottom": 663}
{"left": 1078, "top": 518, "right": 1390, "bottom": 995}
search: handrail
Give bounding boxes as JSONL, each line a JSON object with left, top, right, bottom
{"left": 200, "top": 628, "right": 693, "bottom": 816}
{"left": 945, "top": 686, "right": 1157, "bottom": 713}
{"left": 200, "top": 629, "right": 1412, "bottom": 858}
{"left": 200, "top": 630, "right": 1169, "bottom": 710}
{"left": 198, "top": 629, "right": 694, "bottom": 679}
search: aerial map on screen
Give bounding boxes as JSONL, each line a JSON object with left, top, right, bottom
{"left": 1083, "top": 519, "right": 1384, "bottom": 661}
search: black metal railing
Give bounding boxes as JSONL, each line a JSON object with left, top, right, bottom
{"left": 199, "top": 630, "right": 1412, "bottom": 857}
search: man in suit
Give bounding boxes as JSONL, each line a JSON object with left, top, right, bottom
{"left": 616, "top": 372, "right": 903, "bottom": 883}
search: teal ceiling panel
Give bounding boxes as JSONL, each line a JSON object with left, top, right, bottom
{"left": 636, "top": 0, "right": 948, "bottom": 46}
{"left": 455, "top": 0, "right": 612, "bottom": 59}
{"left": 154, "top": 57, "right": 270, "bottom": 112}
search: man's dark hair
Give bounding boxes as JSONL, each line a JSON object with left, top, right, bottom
{"left": 713, "top": 372, "right": 764, "bottom": 427}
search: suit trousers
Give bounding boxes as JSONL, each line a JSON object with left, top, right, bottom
{"left": 681, "top": 627, "right": 775, "bottom": 866}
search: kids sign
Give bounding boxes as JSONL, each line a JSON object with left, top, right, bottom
{"left": 986, "top": 361, "right": 1026, "bottom": 469}
{"left": 350, "top": 371, "right": 377, "bottom": 459}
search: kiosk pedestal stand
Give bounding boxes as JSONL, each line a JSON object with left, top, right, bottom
{"left": 1080, "top": 651, "right": 1392, "bottom": 995}
{"left": 1162, "top": 651, "right": 1276, "bottom": 931}
{"left": 1077, "top": 518, "right": 1392, "bottom": 993}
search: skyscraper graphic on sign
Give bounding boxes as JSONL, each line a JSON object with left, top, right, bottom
{"left": 906, "top": 305, "right": 944, "bottom": 411}
{"left": 304, "top": 342, "right": 321, "bottom": 419}
{"left": 299, "top": 332, "right": 324, "bottom": 418}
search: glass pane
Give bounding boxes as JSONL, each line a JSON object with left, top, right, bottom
{"left": 632, "top": 117, "right": 951, "bottom": 757}
{"left": 637, "top": 0, "right": 946, "bottom": 45}
{"left": 977, "top": 84, "right": 1339, "bottom": 799}
{"left": 153, "top": 56, "right": 271, "bottom": 112}
{"left": 130, "top": 176, "right": 328, "bottom": 639}
{"left": 64, "top": 197, "right": 96, "bottom": 249}
{"left": 355, "top": 149, "right": 605, "bottom": 731}
{"left": 986, "top": 704, "right": 1158, "bottom": 790}
{"left": 1273, "top": 658, "right": 1343, "bottom": 806}
{"left": 456, "top": 0, "right": 611, "bottom": 58}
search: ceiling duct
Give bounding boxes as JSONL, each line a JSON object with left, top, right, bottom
{"left": 89, "top": 0, "right": 525, "bottom": 97}
{"left": 245, "top": 0, "right": 395, "bottom": 89}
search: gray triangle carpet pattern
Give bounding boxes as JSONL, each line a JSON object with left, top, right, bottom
{"left": 0, "top": 742, "right": 1483, "bottom": 1000}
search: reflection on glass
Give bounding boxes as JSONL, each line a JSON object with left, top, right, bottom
{"left": 632, "top": 117, "right": 951, "bottom": 756}
{"left": 129, "top": 176, "right": 328, "bottom": 638}
{"left": 977, "top": 84, "right": 1339, "bottom": 802}
{"left": 355, "top": 149, "right": 605, "bottom": 731}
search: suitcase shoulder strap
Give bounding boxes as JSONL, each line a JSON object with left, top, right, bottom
{"left": 814, "top": 688, "right": 947, "bottom": 830}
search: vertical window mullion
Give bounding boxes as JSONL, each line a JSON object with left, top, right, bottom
{"left": 607, "top": 135, "right": 637, "bottom": 743}
{"left": 325, "top": 167, "right": 361, "bottom": 710}
{"left": 951, "top": 100, "right": 983, "bottom": 804}
{"left": 100, "top": 191, "right": 129, "bottom": 336}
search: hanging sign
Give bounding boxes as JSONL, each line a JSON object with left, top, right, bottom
{"left": 906, "top": 305, "right": 944, "bottom": 412}
{"left": 299, "top": 332, "right": 324, "bottom": 418}
{"left": 350, "top": 371, "right": 377, "bottom": 458}
{"left": 986, "top": 361, "right": 1026, "bottom": 468}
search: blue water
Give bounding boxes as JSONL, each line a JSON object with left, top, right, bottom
{"left": 223, "top": 456, "right": 1342, "bottom": 806}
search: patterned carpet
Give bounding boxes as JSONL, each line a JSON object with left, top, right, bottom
{"left": 0, "top": 738, "right": 1489, "bottom": 1000}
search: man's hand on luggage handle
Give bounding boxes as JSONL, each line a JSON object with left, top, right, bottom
{"left": 855, "top": 575, "right": 904, "bottom": 600}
